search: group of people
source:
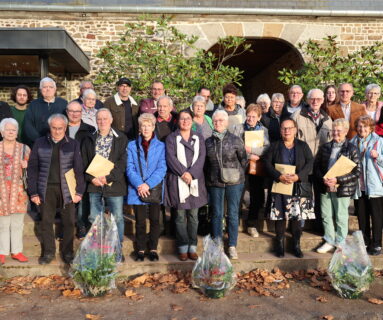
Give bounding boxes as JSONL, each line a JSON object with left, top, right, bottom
{"left": 0, "top": 76, "right": 382, "bottom": 267}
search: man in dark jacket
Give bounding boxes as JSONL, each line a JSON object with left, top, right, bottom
{"left": 27, "top": 114, "right": 85, "bottom": 265}
{"left": 154, "top": 95, "right": 178, "bottom": 141}
{"left": 23, "top": 77, "right": 67, "bottom": 147}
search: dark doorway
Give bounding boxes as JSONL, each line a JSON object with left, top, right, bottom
{"left": 209, "top": 38, "right": 304, "bottom": 104}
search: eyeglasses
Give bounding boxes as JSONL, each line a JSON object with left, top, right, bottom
{"left": 179, "top": 118, "right": 192, "bottom": 122}
{"left": 309, "top": 98, "right": 323, "bottom": 102}
{"left": 67, "top": 110, "right": 82, "bottom": 114}
{"left": 281, "top": 127, "right": 295, "bottom": 131}
{"left": 213, "top": 119, "right": 225, "bottom": 123}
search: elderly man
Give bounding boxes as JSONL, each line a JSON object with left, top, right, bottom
{"left": 104, "top": 77, "right": 139, "bottom": 140}
{"left": 139, "top": 81, "right": 165, "bottom": 114}
{"left": 327, "top": 83, "right": 367, "bottom": 139}
{"left": 284, "top": 85, "right": 308, "bottom": 115}
{"left": 82, "top": 108, "right": 127, "bottom": 250}
{"left": 74, "top": 80, "right": 103, "bottom": 109}
{"left": 23, "top": 77, "right": 67, "bottom": 146}
{"left": 27, "top": 114, "right": 84, "bottom": 265}
{"left": 154, "top": 95, "right": 178, "bottom": 141}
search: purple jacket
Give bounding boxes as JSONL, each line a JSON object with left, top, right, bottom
{"left": 139, "top": 98, "right": 157, "bottom": 114}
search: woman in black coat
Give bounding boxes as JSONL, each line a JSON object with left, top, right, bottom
{"left": 263, "top": 118, "right": 314, "bottom": 258}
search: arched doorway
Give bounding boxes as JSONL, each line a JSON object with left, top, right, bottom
{"left": 209, "top": 37, "right": 304, "bottom": 104}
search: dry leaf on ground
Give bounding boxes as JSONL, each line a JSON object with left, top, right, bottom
{"left": 368, "top": 298, "right": 383, "bottom": 305}
{"left": 85, "top": 314, "right": 101, "bottom": 320}
{"left": 125, "top": 289, "right": 137, "bottom": 297}
{"left": 316, "top": 296, "right": 328, "bottom": 303}
{"left": 322, "top": 315, "right": 334, "bottom": 320}
{"left": 248, "top": 305, "right": 261, "bottom": 309}
{"left": 62, "top": 289, "right": 82, "bottom": 297}
{"left": 171, "top": 304, "right": 183, "bottom": 311}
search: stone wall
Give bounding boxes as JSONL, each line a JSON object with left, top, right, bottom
{"left": 0, "top": 11, "right": 383, "bottom": 104}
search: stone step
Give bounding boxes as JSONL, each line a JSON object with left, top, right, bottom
{"left": 1, "top": 252, "right": 383, "bottom": 279}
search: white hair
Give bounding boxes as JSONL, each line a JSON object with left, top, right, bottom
{"left": 80, "top": 80, "right": 94, "bottom": 89}
{"left": 307, "top": 88, "right": 324, "bottom": 99}
{"left": 192, "top": 95, "right": 206, "bottom": 106}
{"left": 212, "top": 109, "right": 229, "bottom": 122}
{"left": 158, "top": 95, "right": 174, "bottom": 108}
{"left": 83, "top": 88, "right": 97, "bottom": 100}
{"left": 365, "top": 83, "right": 381, "bottom": 95}
{"left": 289, "top": 85, "right": 303, "bottom": 93}
{"left": 0, "top": 118, "right": 19, "bottom": 133}
{"left": 96, "top": 108, "right": 113, "bottom": 120}
{"left": 256, "top": 93, "right": 271, "bottom": 105}
{"left": 47, "top": 113, "right": 68, "bottom": 126}
{"left": 40, "top": 77, "right": 56, "bottom": 89}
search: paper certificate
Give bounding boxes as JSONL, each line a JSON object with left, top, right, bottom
{"left": 324, "top": 155, "right": 356, "bottom": 179}
{"left": 65, "top": 169, "right": 76, "bottom": 202}
{"left": 245, "top": 131, "right": 264, "bottom": 149}
{"left": 86, "top": 154, "right": 114, "bottom": 186}
{"left": 271, "top": 163, "right": 296, "bottom": 195}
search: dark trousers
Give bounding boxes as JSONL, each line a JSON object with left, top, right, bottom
{"left": 275, "top": 219, "right": 301, "bottom": 240}
{"left": 40, "top": 184, "right": 75, "bottom": 257}
{"left": 354, "top": 193, "right": 383, "bottom": 248}
{"left": 248, "top": 175, "right": 265, "bottom": 226}
{"left": 311, "top": 175, "right": 324, "bottom": 233}
{"left": 134, "top": 204, "right": 160, "bottom": 251}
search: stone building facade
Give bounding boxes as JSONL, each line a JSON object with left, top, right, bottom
{"left": 0, "top": 7, "right": 383, "bottom": 104}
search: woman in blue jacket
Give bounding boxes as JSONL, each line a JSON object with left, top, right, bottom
{"left": 350, "top": 115, "right": 383, "bottom": 256}
{"left": 127, "top": 113, "right": 167, "bottom": 261}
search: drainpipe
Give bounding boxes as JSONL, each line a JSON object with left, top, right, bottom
{"left": 0, "top": 5, "right": 382, "bottom": 17}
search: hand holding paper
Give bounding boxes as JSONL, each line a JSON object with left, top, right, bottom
{"left": 86, "top": 154, "right": 115, "bottom": 186}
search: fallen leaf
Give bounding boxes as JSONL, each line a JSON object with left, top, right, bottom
{"left": 368, "top": 298, "right": 383, "bottom": 305}
{"left": 248, "top": 305, "right": 260, "bottom": 309}
{"left": 316, "top": 296, "right": 328, "bottom": 303}
{"left": 171, "top": 304, "right": 183, "bottom": 311}
{"left": 322, "top": 315, "right": 334, "bottom": 320}
{"left": 85, "top": 314, "right": 101, "bottom": 320}
{"left": 17, "top": 289, "right": 31, "bottom": 295}
{"left": 125, "top": 290, "right": 137, "bottom": 297}
{"left": 62, "top": 289, "right": 82, "bottom": 297}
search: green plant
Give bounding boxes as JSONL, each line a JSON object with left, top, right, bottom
{"left": 95, "top": 15, "right": 250, "bottom": 109}
{"left": 278, "top": 36, "right": 383, "bottom": 101}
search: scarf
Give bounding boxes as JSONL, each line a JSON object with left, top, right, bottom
{"left": 212, "top": 129, "right": 227, "bottom": 140}
{"left": 176, "top": 134, "right": 200, "bottom": 203}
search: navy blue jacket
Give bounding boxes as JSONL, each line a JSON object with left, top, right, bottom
{"left": 27, "top": 134, "right": 85, "bottom": 205}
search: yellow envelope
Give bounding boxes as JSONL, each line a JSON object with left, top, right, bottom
{"left": 65, "top": 169, "right": 76, "bottom": 202}
{"left": 86, "top": 154, "right": 114, "bottom": 186}
{"left": 324, "top": 155, "right": 357, "bottom": 179}
{"left": 271, "top": 163, "right": 296, "bottom": 196}
{"left": 245, "top": 131, "right": 264, "bottom": 149}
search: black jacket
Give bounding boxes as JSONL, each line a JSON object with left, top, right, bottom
{"left": 154, "top": 111, "right": 178, "bottom": 142}
{"left": 261, "top": 108, "right": 291, "bottom": 143}
{"left": 0, "top": 101, "right": 12, "bottom": 121}
{"left": 65, "top": 121, "right": 95, "bottom": 147}
{"left": 27, "top": 135, "right": 85, "bottom": 205}
{"left": 263, "top": 139, "right": 314, "bottom": 197}
{"left": 314, "top": 140, "right": 361, "bottom": 197}
{"left": 81, "top": 129, "right": 128, "bottom": 197}
{"left": 205, "top": 131, "right": 247, "bottom": 187}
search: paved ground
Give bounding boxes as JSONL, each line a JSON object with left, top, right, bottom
{"left": 1, "top": 273, "right": 383, "bottom": 320}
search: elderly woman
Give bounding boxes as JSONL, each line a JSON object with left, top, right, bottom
{"left": 127, "top": 113, "right": 167, "bottom": 261}
{"left": 205, "top": 110, "right": 247, "bottom": 260}
{"left": 191, "top": 95, "right": 213, "bottom": 140}
{"left": 81, "top": 89, "right": 98, "bottom": 129}
{"left": 82, "top": 108, "right": 128, "bottom": 251}
{"left": 0, "top": 118, "right": 30, "bottom": 264}
{"left": 236, "top": 96, "right": 246, "bottom": 109}
{"left": 361, "top": 84, "right": 383, "bottom": 137}
{"left": 256, "top": 93, "right": 271, "bottom": 114}
{"left": 264, "top": 118, "right": 314, "bottom": 258}
{"left": 165, "top": 110, "right": 207, "bottom": 261}
{"left": 321, "top": 85, "right": 338, "bottom": 113}
{"left": 350, "top": 116, "right": 383, "bottom": 255}
{"left": 261, "top": 93, "right": 290, "bottom": 142}
{"left": 217, "top": 84, "right": 246, "bottom": 133}
{"left": 233, "top": 104, "right": 270, "bottom": 237}
{"left": 314, "top": 118, "right": 361, "bottom": 253}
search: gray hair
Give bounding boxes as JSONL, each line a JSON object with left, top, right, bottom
{"left": 47, "top": 113, "right": 68, "bottom": 127}
{"left": 96, "top": 108, "right": 113, "bottom": 120}
{"left": 365, "top": 83, "right": 381, "bottom": 95}
{"left": 83, "top": 88, "right": 97, "bottom": 100}
{"left": 80, "top": 80, "right": 94, "bottom": 89}
{"left": 256, "top": 93, "right": 271, "bottom": 105}
{"left": 212, "top": 109, "right": 229, "bottom": 122}
{"left": 271, "top": 93, "right": 285, "bottom": 103}
{"left": 67, "top": 100, "right": 82, "bottom": 110}
{"left": 40, "top": 77, "right": 56, "bottom": 90}
{"left": 192, "top": 95, "right": 206, "bottom": 107}
{"left": 307, "top": 88, "right": 324, "bottom": 99}
{"left": 138, "top": 113, "right": 156, "bottom": 127}
{"left": 289, "top": 85, "right": 303, "bottom": 93}
{"left": 339, "top": 83, "right": 354, "bottom": 91}
{"left": 0, "top": 118, "right": 19, "bottom": 133}
{"left": 236, "top": 96, "right": 246, "bottom": 108}
{"left": 333, "top": 118, "right": 350, "bottom": 130}
{"left": 158, "top": 95, "right": 173, "bottom": 108}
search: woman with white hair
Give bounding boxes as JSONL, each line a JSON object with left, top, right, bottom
{"left": 256, "top": 93, "right": 271, "bottom": 114}
{"left": 0, "top": 118, "right": 30, "bottom": 264}
{"left": 205, "top": 110, "right": 247, "bottom": 260}
{"left": 362, "top": 84, "right": 383, "bottom": 136}
{"left": 191, "top": 95, "right": 213, "bottom": 140}
{"left": 81, "top": 89, "right": 98, "bottom": 129}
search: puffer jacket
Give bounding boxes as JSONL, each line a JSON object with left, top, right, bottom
{"left": 261, "top": 108, "right": 291, "bottom": 142}
{"left": 350, "top": 132, "right": 383, "bottom": 198}
{"left": 27, "top": 134, "right": 85, "bottom": 205}
{"left": 205, "top": 131, "right": 247, "bottom": 187}
{"left": 314, "top": 140, "right": 361, "bottom": 197}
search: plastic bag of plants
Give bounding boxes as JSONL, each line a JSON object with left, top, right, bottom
{"left": 191, "top": 235, "right": 237, "bottom": 299}
{"left": 328, "top": 230, "right": 375, "bottom": 299}
{"left": 70, "top": 213, "right": 122, "bottom": 297}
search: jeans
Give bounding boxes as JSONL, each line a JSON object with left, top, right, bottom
{"left": 175, "top": 208, "right": 199, "bottom": 253}
{"left": 320, "top": 192, "right": 350, "bottom": 245}
{"left": 89, "top": 193, "right": 124, "bottom": 243}
{"left": 209, "top": 183, "right": 244, "bottom": 247}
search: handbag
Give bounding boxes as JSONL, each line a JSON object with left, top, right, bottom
{"left": 248, "top": 159, "right": 265, "bottom": 176}
{"left": 136, "top": 140, "right": 162, "bottom": 204}
{"left": 21, "top": 144, "right": 28, "bottom": 190}
{"left": 217, "top": 139, "right": 240, "bottom": 184}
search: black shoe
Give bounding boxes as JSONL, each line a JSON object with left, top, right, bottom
{"left": 369, "top": 247, "right": 382, "bottom": 256}
{"left": 293, "top": 241, "right": 304, "bottom": 258}
{"left": 76, "top": 226, "right": 87, "bottom": 239}
{"left": 39, "top": 255, "right": 54, "bottom": 265}
{"left": 135, "top": 251, "right": 145, "bottom": 261}
{"left": 121, "top": 254, "right": 125, "bottom": 262}
{"left": 62, "top": 254, "right": 74, "bottom": 264}
{"left": 275, "top": 237, "right": 285, "bottom": 258}
{"left": 149, "top": 251, "right": 159, "bottom": 261}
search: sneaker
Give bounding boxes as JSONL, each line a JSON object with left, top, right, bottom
{"left": 317, "top": 242, "right": 335, "bottom": 254}
{"left": 228, "top": 246, "right": 238, "bottom": 260}
{"left": 248, "top": 227, "right": 259, "bottom": 238}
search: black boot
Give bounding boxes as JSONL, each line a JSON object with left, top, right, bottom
{"left": 275, "top": 237, "right": 285, "bottom": 258}
{"left": 293, "top": 237, "right": 303, "bottom": 258}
